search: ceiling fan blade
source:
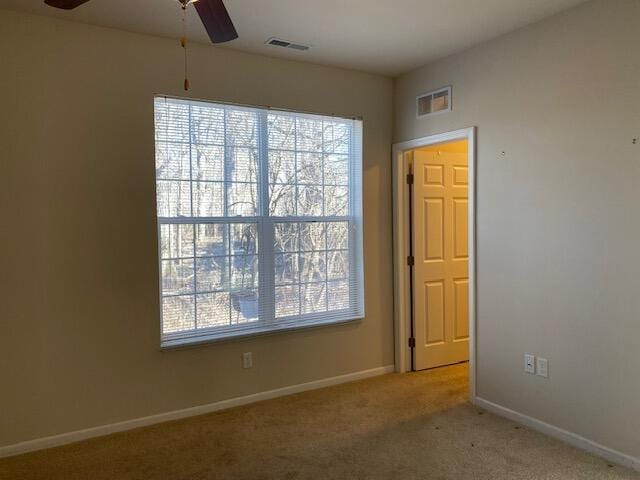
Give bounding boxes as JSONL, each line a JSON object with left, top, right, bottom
{"left": 194, "top": 0, "right": 238, "bottom": 44}
{"left": 44, "top": 0, "right": 91, "bottom": 9}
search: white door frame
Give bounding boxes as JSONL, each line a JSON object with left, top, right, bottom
{"left": 392, "top": 127, "right": 477, "bottom": 401}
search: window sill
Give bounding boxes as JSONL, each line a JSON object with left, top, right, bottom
{"left": 160, "top": 315, "right": 363, "bottom": 350}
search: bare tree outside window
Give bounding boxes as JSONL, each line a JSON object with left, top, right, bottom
{"left": 155, "top": 97, "right": 363, "bottom": 345}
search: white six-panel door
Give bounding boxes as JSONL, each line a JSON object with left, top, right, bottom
{"left": 412, "top": 142, "right": 469, "bottom": 370}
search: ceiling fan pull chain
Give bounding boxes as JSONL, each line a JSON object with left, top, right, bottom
{"left": 181, "top": 4, "right": 189, "bottom": 91}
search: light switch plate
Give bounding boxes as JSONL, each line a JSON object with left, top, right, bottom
{"left": 536, "top": 357, "right": 548, "bottom": 378}
{"left": 524, "top": 354, "right": 536, "bottom": 374}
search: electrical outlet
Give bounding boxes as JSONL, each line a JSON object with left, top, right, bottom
{"left": 536, "top": 357, "right": 548, "bottom": 378}
{"left": 524, "top": 354, "right": 535, "bottom": 374}
{"left": 243, "top": 352, "right": 253, "bottom": 369}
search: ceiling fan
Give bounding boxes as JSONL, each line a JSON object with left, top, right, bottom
{"left": 44, "top": 0, "right": 239, "bottom": 89}
{"left": 44, "top": 0, "right": 238, "bottom": 43}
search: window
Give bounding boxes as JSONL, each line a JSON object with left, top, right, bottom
{"left": 154, "top": 97, "right": 364, "bottom": 347}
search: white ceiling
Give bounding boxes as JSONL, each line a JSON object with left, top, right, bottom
{"left": 4, "top": 0, "right": 588, "bottom": 76}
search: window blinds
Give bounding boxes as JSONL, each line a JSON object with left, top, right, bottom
{"left": 154, "top": 96, "right": 364, "bottom": 347}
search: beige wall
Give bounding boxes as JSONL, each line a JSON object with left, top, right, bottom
{"left": 0, "top": 9, "right": 393, "bottom": 447}
{"left": 395, "top": 0, "right": 640, "bottom": 459}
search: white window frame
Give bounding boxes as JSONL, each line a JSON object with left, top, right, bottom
{"left": 155, "top": 96, "right": 364, "bottom": 348}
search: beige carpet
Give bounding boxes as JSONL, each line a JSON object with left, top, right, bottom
{"left": 2, "top": 363, "right": 638, "bottom": 480}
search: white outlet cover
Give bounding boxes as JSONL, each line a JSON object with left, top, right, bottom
{"left": 536, "top": 357, "right": 549, "bottom": 378}
{"left": 524, "top": 354, "right": 536, "bottom": 374}
{"left": 243, "top": 352, "right": 253, "bottom": 369}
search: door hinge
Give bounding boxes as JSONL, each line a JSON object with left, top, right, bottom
{"left": 406, "top": 173, "right": 414, "bottom": 185}
{"left": 407, "top": 255, "right": 415, "bottom": 266}
{"left": 408, "top": 337, "right": 416, "bottom": 348}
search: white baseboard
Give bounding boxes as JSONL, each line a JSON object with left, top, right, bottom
{"left": 474, "top": 397, "right": 640, "bottom": 472}
{"left": 0, "top": 365, "right": 395, "bottom": 459}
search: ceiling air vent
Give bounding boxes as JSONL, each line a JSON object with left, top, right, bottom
{"left": 266, "top": 37, "right": 310, "bottom": 51}
{"left": 417, "top": 86, "right": 452, "bottom": 118}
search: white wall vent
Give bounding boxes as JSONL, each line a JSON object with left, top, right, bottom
{"left": 416, "top": 86, "right": 452, "bottom": 118}
{"left": 265, "top": 38, "right": 310, "bottom": 51}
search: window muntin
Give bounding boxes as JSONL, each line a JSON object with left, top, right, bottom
{"left": 155, "top": 97, "right": 364, "bottom": 346}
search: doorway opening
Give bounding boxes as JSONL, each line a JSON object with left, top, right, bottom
{"left": 392, "top": 128, "right": 476, "bottom": 401}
